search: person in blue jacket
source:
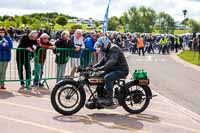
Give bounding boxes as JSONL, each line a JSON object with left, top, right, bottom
{"left": 82, "top": 32, "right": 97, "bottom": 66}
{"left": 0, "top": 28, "right": 13, "bottom": 89}
{"left": 85, "top": 32, "right": 96, "bottom": 52}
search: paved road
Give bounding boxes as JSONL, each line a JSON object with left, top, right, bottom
{"left": 0, "top": 52, "right": 200, "bottom": 133}
{"left": 1, "top": 87, "right": 200, "bottom": 133}
{"left": 127, "top": 53, "right": 200, "bottom": 115}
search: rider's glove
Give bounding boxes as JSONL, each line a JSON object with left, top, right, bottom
{"left": 85, "top": 67, "right": 93, "bottom": 71}
{"left": 94, "top": 67, "right": 104, "bottom": 72}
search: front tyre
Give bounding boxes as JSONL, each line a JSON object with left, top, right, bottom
{"left": 121, "top": 81, "right": 151, "bottom": 114}
{"left": 51, "top": 80, "right": 86, "bottom": 115}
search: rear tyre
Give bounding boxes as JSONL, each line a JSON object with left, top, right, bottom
{"left": 121, "top": 81, "right": 151, "bottom": 114}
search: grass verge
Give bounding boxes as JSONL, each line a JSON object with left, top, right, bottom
{"left": 178, "top": 50, "right": 200, "bottom": 66}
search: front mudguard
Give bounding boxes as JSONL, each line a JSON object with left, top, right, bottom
{"left": 53, "top": 78, "right": 86, "bottom": 100}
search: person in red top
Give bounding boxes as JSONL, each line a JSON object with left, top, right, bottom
{"left": 33, "top": 33, "right": 56, "bottom": 87}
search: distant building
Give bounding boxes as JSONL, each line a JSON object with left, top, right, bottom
{"left": 68, "top": 17, "right": 104, "bottom": 30}
{"left": 68, "top": 19, "right": 76, "bottom": 23}
{"left": 154, "top": 21, "right": 189, "bottom": 30}
{"left": 68, "top": 18, "right": 103, "bottom": 26}
{"left": 175, "top": 22, "right": 190, "bottom": 30}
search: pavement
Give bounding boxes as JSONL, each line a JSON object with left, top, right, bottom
{"left": 0, "top": 52, "right": 200, "bottom": 133}
{"left": 0, "top": 86, "right": 200, "bottom": 133}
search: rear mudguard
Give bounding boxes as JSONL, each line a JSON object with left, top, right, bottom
{"left": 124, "top": 80, "right": 153, "bottom": 99}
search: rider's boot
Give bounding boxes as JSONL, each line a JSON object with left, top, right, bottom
{"left": 98, "top": 89, "right": 114, "bottom": 107}
{"left": 85, "top": 100, "right": 96, "bottom": 109}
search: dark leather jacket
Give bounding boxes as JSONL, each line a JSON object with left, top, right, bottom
{"left": 94, "top": 44, "right": 129, "bottom": 75}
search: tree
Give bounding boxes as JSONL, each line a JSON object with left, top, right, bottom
{"left": 94, "top": 21, "right": 100, "bottom": 28}
{"left": 1, "top": 20, "right": 16, "bottom": 28}
{"left": 126, "top": 7, "right": 141, "bottom": 32}
{"left": 56, "top": 16, "right": 68, "bottom": 26}
{"left": 108, "top": 16, "right": 120, "bottom": 31}
{"left": 15, "top": 17, "right": 22, "bottom": 28}
{"left": 0, "top": 13, "right": 76, "bottom": 30}
{"left": 1, "top": 15, "right": 10, "bottom": 21}
{"left": 119, "top": 13, "right": 129, "bottom": 32}
{"left": 120, "top": 6, "right": 157, "bottom": 33}
{"left": 119, "top": 13, "right": 128, "bottom": 26}
{"left": 139, "top": 6, "right": 156, "bottom": 33}
{"left": 157, "top": 12, "right": 175, "bottom": 34}
{"left": 30, "top": 19, "right": 41, "bottom": 30}
{"left": 71, "top": 25, "right": 82, "bottom": 30}
{"left": 187, "top": 19, "right": 200, "bottom": 33}
{"left": 21, "top": 16, "right": 29, "bottom": 25}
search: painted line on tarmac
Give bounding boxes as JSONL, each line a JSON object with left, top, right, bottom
{"left": 0, "top": 90, "right": 189, "bottom": 119}
{"left": 61, "top": 115, "right": 146, "bottom": 132}
{"left": 81, "top": 115, "right": 147, "bottom": 133}
{"left": 0, "top": 88, "right": 51, "bottom": 94}
{"left": 147, "top": 109, "right": 189, "bottom": 119}
{"left": 151, "top": 83, "right": 200, "bottom": 123}
{"left": 0, "top": 100, "right": 54, "bottom": 113}
{"left": 0, "top": 89, "right": 50, "bottom": 101}
{"left": 0, "top": 115, "right": 73, "bottom": 133}
{"left": 0, "top": 100, "right": 143, "bottom": 132}
{"left": 151, "top": 101, "right": 168, "bottom": 105}
{"left": 103, "top": 109, "right": 159, "bottom": 123}
{"left": 122, "top": 78, "right": 190, "bottom": 119}
{"left": 1, "top": 89, "right": 188, "bottom": 120}
{"left": 129, "top": 62, "right": 200, "bottom": 124}
{"left": 1, "top": 100, "right": 200, "bottom": 133}
{"left": 161, "top": 121, "right": 200, "bottom": 133}
{"left": 1, "top": 87, "right": 193, "bottom": 120}
{"left": 103, "top": 109, "right": 200, "bottom": 133}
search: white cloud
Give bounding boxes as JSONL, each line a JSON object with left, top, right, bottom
{"left": 0, "top": 0, "right": 199, "bottom": 21}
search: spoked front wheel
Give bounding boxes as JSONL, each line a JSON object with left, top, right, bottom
{"left": 121, "top": 81, "right": 151, "bottom": 114}
{"left": 51, "top": 80, "right": 86, "bottom": 115}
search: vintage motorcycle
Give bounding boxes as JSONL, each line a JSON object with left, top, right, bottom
{"left": 51, "top": 67, "right": 156, "bottom": 115}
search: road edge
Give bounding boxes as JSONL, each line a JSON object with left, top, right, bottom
{"left": 170, "top": 51, "right": 200, "bottom": 72}
{"left": 151, "top": 87, "right": 200, "bottom": 123}
{"left": 127, "top": 51, "right": 200, "bottom": 123}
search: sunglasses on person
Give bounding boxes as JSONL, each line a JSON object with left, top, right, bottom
{"left": 0, "top": 31, "right": 5, "bottom": 33}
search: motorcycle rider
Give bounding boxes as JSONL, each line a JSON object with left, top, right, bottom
{"left": 91, "top": 36, "right": 129, "bottom": 106}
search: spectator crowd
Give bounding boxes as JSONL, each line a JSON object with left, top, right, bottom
{"left": 0, "top": 26, "right": 200, "bottom": 91}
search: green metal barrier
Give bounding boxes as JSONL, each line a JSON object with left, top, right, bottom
{"left": 33, "top": 48, "right": 92, "bottom": 88}
{"left": 0, "top": 48, "right": 33, "bottom": 89}
{"left": 0, "top": 48, "right": 92, "bottom": 89}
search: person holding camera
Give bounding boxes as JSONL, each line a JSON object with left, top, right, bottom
{"left": 0, "top": 28, "right": 13, "bottom": 90}
{"left": 32, "top": 33, "right": 56, "bottom": 87}
{"left": 16, "top": 31, "right": 38, "bottom": 90}
{"left": 69, "top": 29, "right": 85, "bottom": 77}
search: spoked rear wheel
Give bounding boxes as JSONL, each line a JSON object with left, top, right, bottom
{"left": 121, "top": 82, "right": 151, "bottom": 114}
{"left": 51, "top": 80, "right": 86, "bottom": 115}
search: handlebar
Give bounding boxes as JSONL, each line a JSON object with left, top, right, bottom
{"left": 77, "top": 66, "right": 93, "bottom": 73}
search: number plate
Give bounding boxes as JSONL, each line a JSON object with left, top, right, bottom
{"left": 138, "top": 79, "right": 149, "bottom": 85}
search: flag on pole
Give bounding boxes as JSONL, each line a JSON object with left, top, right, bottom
{"left": 103, "top": 0, "right": 111, "bottom": 33}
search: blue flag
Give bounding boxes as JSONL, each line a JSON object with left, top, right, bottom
{"left": 103, "top": 0, "right": 111, "bottom": 33}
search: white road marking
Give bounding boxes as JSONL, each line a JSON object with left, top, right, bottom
{"left": 0, "top": 115, "right": 73, "bottom": 133}
{"left": 151, "top": 84, "right": 200, "bottom": 124}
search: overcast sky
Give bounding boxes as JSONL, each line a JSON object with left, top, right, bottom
{"left": 0, "top": 0, "right": 200, "bottom": 22}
